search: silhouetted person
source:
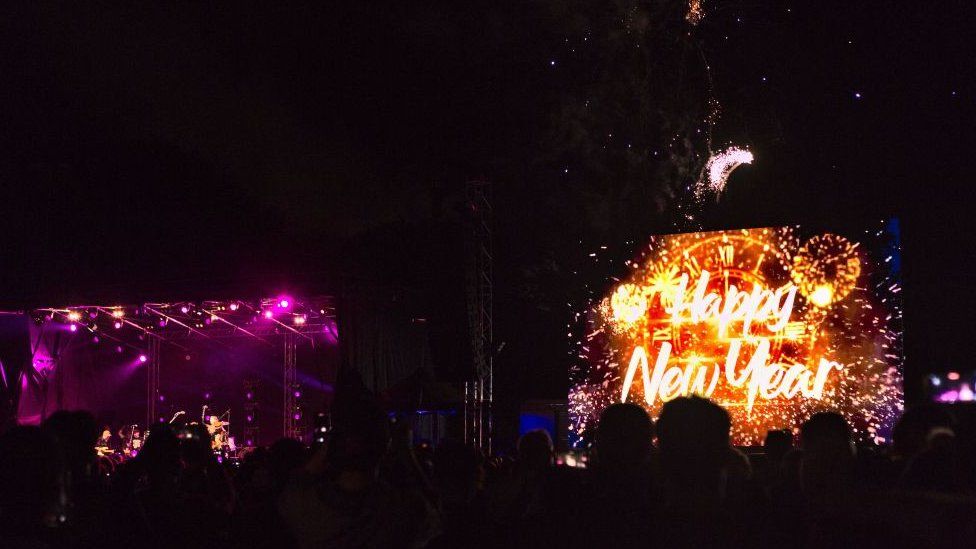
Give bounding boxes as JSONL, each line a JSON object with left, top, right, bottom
{"left": 427, "top": 439, "right": 486, "bottom": 548}
{"left": 764, "top": 429, "right": 793, "bottom": 464}
{"left": 577, "top": 403, "right": 656, "bottom": 549}
{"left": 279, "top": 397, "right": 425, "bottom": 549}
{"left": 657, "top": 396, "right": 730, "bottom": 501}
{"left": 0, "top": 426, "right": 65, "bottom": 548}
{"left": 800, "top": 412, "right": 854, "bottom": 501}
{"left": 486, "top": 429, "right": 554, "bottom": 543}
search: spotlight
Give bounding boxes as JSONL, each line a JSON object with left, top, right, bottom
{"left": 180, "top": 306, "right": 189, "bottom": 314}
{"left": 293, "top": 413, "right": 301, "bottom": 420}
{"left": 116, "top": 346, "right": 123, "bottom": 353}
{"left": 245, "top": 391, "right": 254, "bottom": 400}
{"left": 67, "top": 311, "right": 81, "bottom": 322}
{"left": 92, "top": 336, "right": 100, "bottom": 344}
{"left": 112, "top": 309, "right": 125, "bottom": 318}
{"left": 294, "top": 315, "right": 306, "bottom": 326}
{"left": 229, "top": 302, "right": 239, "bottom": 311}
{"left": 293, "top": 390, "right": 301, "bottom": 398}
{"left": 158, "top": 394, "right": 165, "bottom": 402}
{"left": 139, "top": 354, "right": 148, "bottom": 363}
{"left": 278, "top": 298, "right": 290, "bottom": 309}
{"left": 204, "top": 392, "right": 211, "bottom": 400}
{"left": 159, "top": 318, "right": 168, "bottom": 327}
{"left": 114, "top": 321, "right": 122, "bottom": 329}
{"left": 264, "top": 310, "right": 274, "bottom": 319}
{"left": 69, "top": 324, "right": 77, "bottom": 332}
{"left": 185, "top": 354, "right": 191, "bottom": 361}
{"left": 246, "top": 415, "right": 254, "bottom": 423}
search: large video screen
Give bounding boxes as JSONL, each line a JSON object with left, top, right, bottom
{"left": 569, "top": 221, "right": 903, "bottom": 446}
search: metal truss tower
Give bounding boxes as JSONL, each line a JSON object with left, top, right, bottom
{"left": 146, "top": 334, "right": 161, "bottom": 428}
{"left": 282, "top": 333, "right": 304, "bottom": 441}
{"left": 464, "top": 179, "right": 493, "bottom": 453}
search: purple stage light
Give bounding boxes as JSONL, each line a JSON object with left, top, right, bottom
{"left": 245, "top": 439, "right": 253, "bottom": 446}
{"left": 139, "top": 354, "right": 148, "bottom": 363}
{"left": 180, "top": 306, "right": 189, "bottom": 314}
{"left": 277, "top": 297, "right": 291, "bottom": 309}
{"left": 246, "top": 415, "right": 253, "bottom": 422}
{"left": 264, "top": 310, "right": 274, "bottom": 319}
{"left": 114, "top": 321, "right": 122, "bottom": 329}
{"left": 92, "top": 336, "right": 100, "bottom": 343}
{"left": 293, "top": 413, "right": 301, "bottom": 420}
{"left": 116, "top": 346, "right": 123, "bottom": 353}
{"left": 69, "top": 324, "right": 77, "bottom": 332}
{"left": 229, "top": 302, "right": 239, "bottom": 311}
{"left": 204, "top": 392, "right": 211, "bottom": 400}
{"left": 293, "top": 390, "right": 301, "bottom": 398}
{"left": 158, "top": 395, "right": 165, "bottom": 402}
{"left": 245, "top": 391, "right": 254, "bottom": 400}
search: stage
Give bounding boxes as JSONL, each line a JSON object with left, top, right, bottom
{"left": 6, "top": 296, "right": 340, "bottom": 453}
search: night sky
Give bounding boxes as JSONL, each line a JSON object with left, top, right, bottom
{"left": 1, "top": 2, "right": 974, "bottom": 426}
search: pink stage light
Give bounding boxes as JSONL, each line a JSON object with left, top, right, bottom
{"left": 139, "top": 354, "right": 148, "bottom": 363}
{"left": 180, "top": 306, "right": 189, "bottom": 314}
{"left": 246, "top": 415, "right": 253, "bottom": 422}
{"left": 294, "top": 315, "right": 306, "bottom": 325}
{"left": 293, "top": 390, "right": 301, "bottom": 398}
{"left": 229, "top": 302, "right": 239, "bottom": 311}
{"left": 69, "top": 324, "right": 77, "bottom": 332}
{"left": 277, "top": 298, "right": 291, "bottom": 309}
{"left": 293, "top": 413, "right": 301, "bottom": 420}
{"left": 264, "top": 310, "right": 274, "bottom": 319}
{"left": 114, "top": 321, "right": 122, "bottom": 329}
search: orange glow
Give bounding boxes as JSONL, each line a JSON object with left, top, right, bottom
{"left": 570, "top": 226, "right": 904, "bottom": 446}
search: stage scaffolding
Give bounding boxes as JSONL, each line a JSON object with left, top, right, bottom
{"left": 32, "top": 296, "right": 336, "bottom": 444}
{"left": 465, "top": 179, "right": 493, "bottom": 453}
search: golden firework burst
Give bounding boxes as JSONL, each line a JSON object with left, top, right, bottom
{"left": 610, "top": 283, "right": 648, "bottom": 326}
{"left": 791, "top": 233, "right": 861, "bottom": 306}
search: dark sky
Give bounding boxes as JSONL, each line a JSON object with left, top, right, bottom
{"left": 1, "top": 2, "right": 975, "bottom": 406}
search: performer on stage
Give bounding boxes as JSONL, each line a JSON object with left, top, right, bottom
{"left": 205, "top": 410, "right": 231, "bottom": 451}
{"left": 95, "top": 425, "right": 120, "bottom": 456}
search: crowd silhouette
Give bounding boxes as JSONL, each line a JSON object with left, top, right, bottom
{"left": 2, "top": 392, "right": 976, "bottom": 548}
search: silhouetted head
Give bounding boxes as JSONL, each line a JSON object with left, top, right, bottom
{"left": 139, "top": 423, "right": 181, "bottom": 483}
{"left": 799, "top": 412, "right": 854, "bottom": 499}
{"left": 0, "top": 426, "right": 65, "bottom": 532}
{"left": 800, "top": 412, "right": 851, "bottom": 455}
{"left": 432, "top": 439, "right": 484, "bottom": 504}
{"left": 764, "top": 429, "right": 793, "bottom": 463}
{"left": 327, "top": 400, "right": 390, "bottom": 474}
{"left": 42, "top": 410, "right": 99, "bottom": 483}
{"left": 269, "top": 437, "right": 307, "bottom": 487}
{"left": 657, "top": 397, "right": 730, "bottom": 491}
{"left": 594, "top": 403, "right": 655, "bottom": 471}
{"left": 892, "top": 404, "right": 955, "bottom": 458}
{"left": 517, "top": 429, "right": 554, "bottom": 472}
